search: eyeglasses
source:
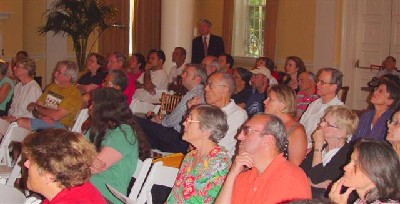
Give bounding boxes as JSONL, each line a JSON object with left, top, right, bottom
{"left": 185, "top": 116, "right": 200, "bottom": 124}
{"left": 240, "top": 125, "right": 268, "bottom": 136}
{"left": 316, "top": 80, "right": 334, "bottom": 85}
{"left": 321, "top": 118, "right": 339, "bottom": 129}
{"left": 206, "top": 81, "right": 226, "bottom": 88}
{"left": 387, "top": 119, "right": 400, "bottom": 127}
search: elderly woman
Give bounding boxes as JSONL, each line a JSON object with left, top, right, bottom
{"left": 231, "top": 67, "right": 252, "bottom": 108}
{"left": 329, "top": 139, "right": 400, "bottom": 203}
{"left": 86, "top": 87, "right": 150, "bottom": 203}
{"left": 167, "top": 104, "right": 231, "bottom": 204}
{"left": 1, "top": 57, "right": 42, "bottom": 123}
{"left": 264, "top": 84, "right": 307, "bottom": 165}
{"left": 300, "top": 105, "right": 359, "bottom": 198}
{"left": 22, "top": 129, "right": 106, "bottom": 203}
{"left": 351, "top": 78, "right": 400, "bottom": 142}
{"left": 284, "top": 56, "right": 306, "bottom": 91}
{"left": 0, "top": 60, "right": 15, "bottom": 116}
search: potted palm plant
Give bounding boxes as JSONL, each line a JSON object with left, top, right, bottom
{"left": 38, "top": 0, "right": 116, "bottom": 71}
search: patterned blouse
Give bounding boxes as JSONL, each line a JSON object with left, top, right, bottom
{"left": 167, "top": 146, "right": 231, "bottom": 204}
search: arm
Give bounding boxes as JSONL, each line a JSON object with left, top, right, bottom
{"left": 30, "top": 103, "right": 70, "bottom": 121}
{"left": 288, "top": 126, "right": 307, "bottom": 166}
{"left": 311, "top": 129, "right": 324, "bottom": 167}
{"left": 0, "top": 83, "right": 11, "bottom": 103}
{"left": 329, "top": 178, "right": 354, "bottom": 204}
{"left": 215, "top": 152, "right": 254, "bottom": 204}
{"left": 77, "top": 84, "right": 98, "bottom": 94}
{"left": 91, "top": 146, "right": 123, "bottom": 174}
{"left": 143, "top": 64, "right": 156, "bottom": 94}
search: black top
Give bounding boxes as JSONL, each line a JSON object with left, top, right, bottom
{"left": 191, "top": 34, "right": 225, "bottom": 64}
{"left": 77, "top": 70, "right": 107, "bottom": 85}
{"left": 300, "top": 143, "right": 352, "bottom": 197}
{"left": 231, "top": 85, "right": 252, "bottom": 106}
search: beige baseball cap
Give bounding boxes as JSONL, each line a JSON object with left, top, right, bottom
{"left": 250, "top": 67, "right": 278, "bottom": 85}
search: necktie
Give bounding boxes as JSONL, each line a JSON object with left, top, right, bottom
{"left": 203, "top": 36, "right": 208, "bottom": 57}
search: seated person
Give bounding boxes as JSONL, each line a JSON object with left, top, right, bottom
{"left": 215, "top": 114, "right": 311, "bottom": 203}
{"left": 168, "top": 47, "right": 186, "bottom": 84}
{"left": 0, "top": 59, "right": 15, "bottom": 116}
{"left": 107, "top": 51, "right": 136, "bottom": 105}
{"left": 300, "top": 105, "right": 358, "bottom": 198}
{"left": 1, "top": 57, "right": 42, "bottom": 122}
{"left": 203, "top": 56, "right": 220, "bottom": 76}
{"left": 218, "top": 53, "right": 234, "bottom": 74}
{"left": 133, "top": 49, "right": 168, "bottom": 104}
{"left": 86, "top": 88, "right": 151, "bottom": 204}
{"left": 127, "top": 53, "right": 146, "bottom": 84}
{"left": 17, "top": 61, "right": 82, "bottom": 131}
{"left": 77, "top": 52, "right": 107, "bottom": 94}
{"left": 387, "top": 108, "right": 400, "bottom": 157}
{"left": 351, "top": 78, "right": 400, "bottom": 142}
{"left": 283, "top": 56, "right": 307, "bottom": 92}
{"left": 296, "top": 71, "right": 319, "bottom": 120}
{"left": 254, "top": 57, "right": 278, "bottom": 85}
{"left": 135, "top": 64, "right": 206, "bottom": 153}
{"left": 374, "top": 56, "right": 400, "bottom": 78}
{"left": 231, "top": 67, "right": 252, "bottom": 109}
{"left": 22, "top": 129, "right": 106, "bottom": 203}
{"left": 246, "top": 67, "right": 270, "bottom": 116}
{"left": 329, "top": 139, "right": 400, "bottom": 204}
{"left": 167, "top": 104, "right": 231, "bottom": 203}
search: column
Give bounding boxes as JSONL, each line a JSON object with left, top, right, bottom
{"left": 161, "top": 0, "right": 194, "bottom": 74}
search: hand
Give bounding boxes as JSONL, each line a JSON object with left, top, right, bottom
{"left": 312, "top": 129, "right": 325, "bottom": 147}
{"left": 145, "top": 63, "right": 153, "bottom": 71}
{"left": 144, "top": 82, "right": 156, "bottom": 95}
{"left": 230, "top": 151, "right": 254, "bottom": 177}
{"left": 329, "top": 178, "right": 354, "bottom": 204}
{"left": 151, "top": 114, "right": 162, "bottom": 124}
{"left": 1, "top": 116, "right": 16, "bottom": 123}
{"left": 27, "top": 102, "right": 37, "bottom": 112}
{"left": 310, "top": 179, "right": 332, "bottom": 189}
{"left": 40, "top": 117, "right": 55, "bottom": 125}
{"left": 91, "top": 158, "right": 107, "bottom": 174}
{"left": 187, "top": 96, "right": 201, "bottom": 109}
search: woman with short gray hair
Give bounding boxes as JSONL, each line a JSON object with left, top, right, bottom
{"left": 167, "top": 104, "right": 231, "bottom": 204}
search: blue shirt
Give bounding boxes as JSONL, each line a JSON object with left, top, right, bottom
{"left": 351, "top": 108, "right": 393, "bottom": 142}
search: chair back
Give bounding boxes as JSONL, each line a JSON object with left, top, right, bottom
{"left": 158, "top": 93, "right": 182, "bottom": 118}
{"left": 71, "top": 109, "right": 89, "bottom": 133}
{"left": 0, "top": 119, "right": 10, "bottom": 137}
{"left": 136, "top": 161, "right": 179, "bottom": 204}
{"left": 0, "top": 184, "right": 26, "bottom": 203}
{"left": 0, "top": 122, "right": 30, "bottom": 167}
{"left": 339, "top": 86, "right": 350, "bottom": 103}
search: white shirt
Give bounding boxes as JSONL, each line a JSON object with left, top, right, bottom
{"left": 134, "top": 69, "right": 168, "bottom": 103}
{"left": 220, "top": 100, "right": 248, "bottom": 157}
{"left": 300, "top": 96, "right": 344, "bottom": 148}
{"left": 167, "top": 64, "right": 185, "bottom": 83}
{"left": 8, "top": 80, "right": 42, "bottom": 118}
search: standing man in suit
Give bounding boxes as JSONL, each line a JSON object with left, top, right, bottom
{"left": 191, "top": 19, "right": 225, "bottom": 64}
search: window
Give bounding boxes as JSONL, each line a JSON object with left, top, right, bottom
{"left": 232, "top": 0, "right": 266, "bottom": 57}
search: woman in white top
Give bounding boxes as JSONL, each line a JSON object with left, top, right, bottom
{"left": 2, "top": 57, "right": 41, "bottom": 123}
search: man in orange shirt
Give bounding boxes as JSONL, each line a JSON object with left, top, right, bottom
{"left": 215, "top": 114, "right": 311, "bottom": 204}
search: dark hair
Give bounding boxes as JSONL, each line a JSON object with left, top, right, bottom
{"left": 379, "top": 78, "right": 400, "bottom": 109}
{"left": 175, "top": 47, "right": 187, "bottom": 57}
{"left": 149, "top": 49, "right": 166, "bottom": 64}
{"left": 108, "top": 70, "right": 128, "bottom": 91}
{"left": 386, "top": 56, "right": 396, "bottom": 63}
{"left": 132, "top": 53, "right": 146, "bottom": 71}
{"left": 88, "top": 52, "right": 107, "bottom": 70}
{"left": 354, "top": 139, "right": 400, "bottom": 202}
{"left": 234, "top": 67, "right": 252, "bottom": 86}
{"left": 22, "top": 129, "right": 97, "bottom": 188}
{"left": 286, "top": 56, "right": 306, "bottom": 76}
{"left": 89, "top": 88, "right": 151, "bottom": 160}
{"left": 0, "top": 61, "right": 8, "bottom": 76}
{"left": 222, "top": 54, "right": 234, "bottom": 68}
{"left": 257, "top": 57, "right": 276, "bottom": 72}
{"left": 16, "top": 51, "right": 28, "bottom": 58}
{"left": 316, "top": 67, "right": 343, "bottom": 93}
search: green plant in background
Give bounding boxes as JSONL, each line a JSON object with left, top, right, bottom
{"left": 38, "top": 0, "right": 116, "bottom": 71}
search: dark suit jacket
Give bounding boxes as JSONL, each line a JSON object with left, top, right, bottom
{"left": 191, "top": 34, "right": 225, "bottom": 64}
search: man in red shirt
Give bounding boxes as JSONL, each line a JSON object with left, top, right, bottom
{"left": 216, "top": 114, "right": 311, "bottom": 204}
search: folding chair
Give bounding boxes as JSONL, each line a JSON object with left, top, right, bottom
{"left": 0, "top": 184, "right": 26, "bottom": 203}
{"left": 158, "top": 92, "right": 182, "bottom": 119}
{"left": 71, "top": 108, "right": 89, "bottom": 133}
{"left": 0, "top": 122, "right": 30, "bottom": 186}
{"left": 136, "top": 161, "right": 179, "bottom": 204}
{"left": 107, "top": 158, "right": 153, "bottom": 203}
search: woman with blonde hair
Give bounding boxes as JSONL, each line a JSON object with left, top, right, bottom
{"left": 301, "top": 105, "right": 359, "bottom": 198}
{"left": 264, "top": 84, "right": 307, "bottom": 165}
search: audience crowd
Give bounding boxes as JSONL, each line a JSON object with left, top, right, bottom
{"left": 1, "top": 18, "right": 400, "bottom": 204}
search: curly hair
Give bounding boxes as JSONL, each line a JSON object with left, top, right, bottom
{"left": 89, "top": 87, "right": 151, "bottom": 160}
{"left": 22, "top": 129, "right": 97, "bottom": 188}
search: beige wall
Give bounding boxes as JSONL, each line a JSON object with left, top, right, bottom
{"left": 275, "top": 0, "right": 316, "bottom": 70}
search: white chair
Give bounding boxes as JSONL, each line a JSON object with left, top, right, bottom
{"left": 0, "top": 119, "right": 11, "bottom": 165}
{"left": 0, "top": 122, "right": 30, "bottom": 186}
{"left": 0, "top": 184, "right": 26, "bottom": 203}
{"left": 71, "top": 109, "right": 89, "bottom": 133}
{"left": 107, "top": 158, "right": 153, "bottom": 203}
{"left": 136, "top": 161, "right": 179, "bottom": 204}
{"left": 129, "top": 99, "right": 156, "bottom": 115}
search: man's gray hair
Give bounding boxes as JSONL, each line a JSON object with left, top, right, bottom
{"left": 210, "top": 58, "right": 220, "bottom": 72}
{"left": 57, "top": 60, "right": 78, "bottom": 83}
{"left": 198, "top": 19, "right": 212, "bottom": 27}
{"left": 260, "top": 113, "right": 288, "bottom": 153}
{"left": 188, "top": 64, "right": 207, "bottom": 84}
